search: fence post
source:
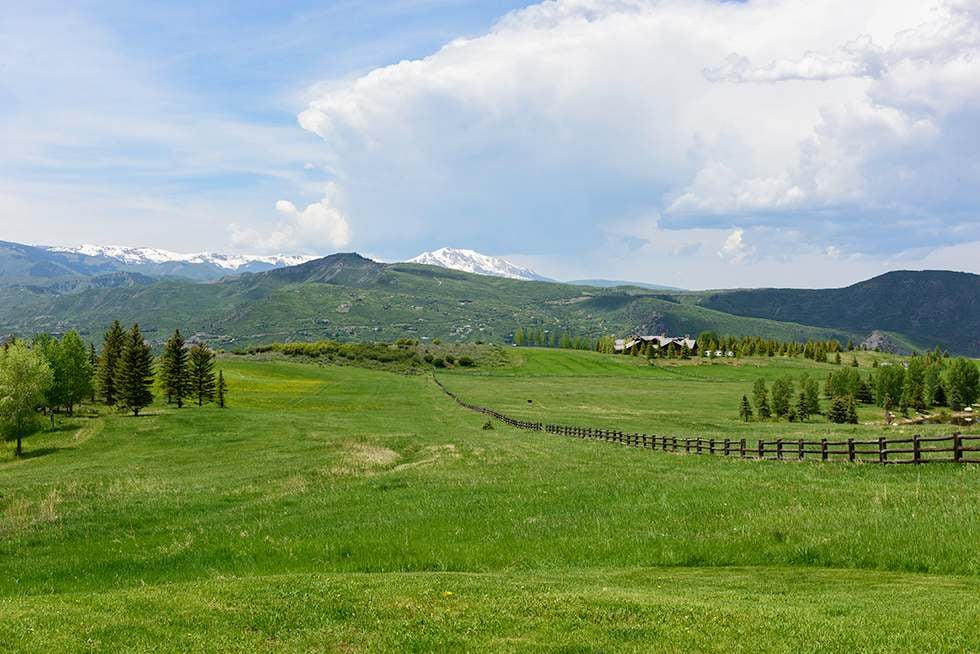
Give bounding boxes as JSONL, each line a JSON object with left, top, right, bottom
{"left": 913, "top": 434, "right": 921, "bottom": 464}
{"left": 685, "top": 439, "right": 691, "bottom": 454}
{"left": 878, "top": 436, "right": 887, "bottom": 464}
{"left": 847, "top": 438, "right": 855, "bottom": 463}
{"left": 709, "top": 439, "right": 715, "bottom": 455}
{"left": 821, "top": 439, "right": 828, "bottom": 462}
{"left": 724, "top": 439, "right": 730, "bottom": 456}
{"left": 739, "top": 438, "right": 746, "bottom": 458}
{"left": 953, "top": 432, "right": 963, "bottom": 463}
{"left": 696, "top": 438, "right": 703, "bottom": 455}
{"left": 776, "top": 439, "right": 783, "bottom": 461}
{"left": 758, "top": 439, "right": 765, "bottom": 459}
{"left": 798, "top": 439, "right": 805, "bottom": 461}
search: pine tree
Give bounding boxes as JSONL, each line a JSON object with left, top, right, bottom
{"left": 827, "top": 396, "right": 850, "bottom": 424}
{"left": 845, "top": 396, "right": 859, "bottom": 424}
{"left": 116, "top": 324, "right": 154, "bottom": 416}
{"left": 189, "top": 343, "right": 216, "bottom": 406}
{"left": 89, "top": 343, "right": 98, "bottom": 402}
{"left": 850, "top": 356, "right": 859, "bottom": 367}
{"left": 217, "top": 370, "right": 227, "bottom": 408}
{"left": 160, "top": 329, "right": 189, "bottom": 408}
{"left": 738, "top": 395, "right": 753, "bottom": 422}
{"left": 856, "top": 379, "right": 874, "bottom": 404}
{"left": 97, "top": 320, "right": 125, "bottom": 405}
{"left": 795, "top": 391, "right": 810, "bottom": 422}
{"left": 752, "top": 378, "right": 771, "bottom": 419}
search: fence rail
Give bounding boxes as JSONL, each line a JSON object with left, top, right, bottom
{"left": 433, "top": 375, "right": 980, "bottom": 465}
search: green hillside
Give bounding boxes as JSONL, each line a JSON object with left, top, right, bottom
{"left": 1, "top": 352, "right": 978, "bottom": 651}
{"left": 0, "top": 253, "right": 859, "bottom": 347}
{"left": 697, "top": 270, "right": 980, "bottom": 355}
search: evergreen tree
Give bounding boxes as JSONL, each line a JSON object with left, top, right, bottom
{"left": 116, "top": 324, "right": 154, "bottom": 416}
{"left": 845, "top": 396, "right": 859, "bottom": 424}
{"left": 795, "top": 391, "right": 810, "bottom": 422}
{"left": 189, "top": 343, "right": 216, "bottom": 406}
{"left": 850, "top": 355, "right": 859, "bottom": 367}
{"left": 834, "top": 352, "right": 842, "bottom": 365}
{"left": 827, "top": 396, "right": 853, "bottom": 424}
{"left": 933, "top": 380, "right": 947, "bottom": 407}
{"left": 738, "top": 395, "right": 753, "bottom": 422}
{"left": 160, "top": 329, "right": 189, "bottom": 408}
{"left": 89, "top": 342, "right": 98, "bottom": 402}
{"left": 752, "top": 378, "right": 771, "bottom": 419}
{"left": 59, "top": 330, "right": 94, "bottom": 416}
{"left": 856, "top": 379, "right": 874, "bottom": 404}
{"left": 217, "top": 370, "right": 227, "bottom": 408}
{"left": 97, "top": 320, "right": 125, "bottom": 405}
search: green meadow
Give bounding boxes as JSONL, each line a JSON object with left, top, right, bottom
{"left": 1, "top": 349, "right": 978, "bottom": 652}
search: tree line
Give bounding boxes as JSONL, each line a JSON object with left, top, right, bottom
{"left": 0, "top": 322, "right": 227, "bottom": 457}
{"left": 738, "top": 351, "right": 979, "bottom": 425}
{"left": 513, "top": 327, "right": 594, "bottom": 351}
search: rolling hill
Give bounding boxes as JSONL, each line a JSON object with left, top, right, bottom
{"left": 0, "top": 252, "right": 858, "bottom": 348}
{"left": 1, "top": 245, "right": 976, "bottom": 354}
{"left": 698, "top": 270, "right": 980, "bottom": 356}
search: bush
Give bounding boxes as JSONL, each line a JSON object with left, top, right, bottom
{"left": 433, "top": 358, "right": 446, "bottom": 368}
{"left": 423, "top": 353, "right": 434, "bottom": 363}
{"left": 458, "top": 356, "right": 475, "bottom": 367}
{"left": 445, "top": 354, "right": 455, "bottom": 365}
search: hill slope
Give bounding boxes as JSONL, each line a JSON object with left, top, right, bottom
{"left": 0, "top": 253, "right": 856, "bottom": 347}
{"left": 699, "top": 270, "right": 980, "bottom": 355}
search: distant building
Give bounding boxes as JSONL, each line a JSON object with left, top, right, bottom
{"left": 614, "top": 334, "right": 698, "bottom": 354}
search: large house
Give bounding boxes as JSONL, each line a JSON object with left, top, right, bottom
{"left": 614, "top": 334, "right": 698, "bottom": 354}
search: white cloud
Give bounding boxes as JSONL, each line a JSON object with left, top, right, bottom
{"left": 293, "top": 0, "right": 980, "bottom": 280}
{"left": 229, "top": 185, "right": 351, "bottom": 253}
{"left": 718, "top": 228, "right": 749, "bottom": 263}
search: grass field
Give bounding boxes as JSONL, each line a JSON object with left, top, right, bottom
{"left": 1, "top": 351, "right": 979, "bottom": 652}
{"left": 440, "top": 347, "right": 977, "bottom": 440}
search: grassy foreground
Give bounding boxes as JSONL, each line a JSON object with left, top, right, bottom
{"left": 1, "top": 352, "right": 978, "bottom": 652}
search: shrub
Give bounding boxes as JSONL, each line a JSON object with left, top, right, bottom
{"left": 433, "top": 358, "right": 446, "bottom": 368}
{"left": 458, "top": 356, "right": 475, "bottom": 367}
{"left": 445, "top": 354, "right": 456, "bottom": 364}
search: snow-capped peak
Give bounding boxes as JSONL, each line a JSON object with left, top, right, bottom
{"left": 407, "top": 247, "right": 547, "bottom": 281}
{"left": 45, "top": 244, "right": 316, "bottom": 271}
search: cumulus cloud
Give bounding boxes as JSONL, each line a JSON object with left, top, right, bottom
{"left": 293, "top": 0, "right": 980, "bottom": 283}
{"left": 229, "top": 184, "right": 351, "bottom": 253}
{"left": 718, "top": 228, "right": 749, "bottom": 263}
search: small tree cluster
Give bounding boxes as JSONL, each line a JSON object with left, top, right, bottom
{"left": 743, "top": 374, "right": 821, "bottom": 422}
{"left": 158, "top": 329, "right": 225, "bottom": 408}
{"left": 513, "top": 327, "right": 594, "bottom": 350}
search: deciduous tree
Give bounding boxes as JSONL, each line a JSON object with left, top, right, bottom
{"left": 0, "top": 343, "right": 53, "bottom": 456}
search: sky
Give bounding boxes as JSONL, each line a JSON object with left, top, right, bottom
{"left": 2, "top": 0, "right": 980, "bottom": 289}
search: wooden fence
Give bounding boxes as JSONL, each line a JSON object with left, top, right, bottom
{"left": 433, "top": 375, "right": 980, "bottom": 465}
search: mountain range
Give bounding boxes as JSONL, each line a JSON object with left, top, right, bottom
{"left": 0, "top": 240, "right": 977, "bottom": 356}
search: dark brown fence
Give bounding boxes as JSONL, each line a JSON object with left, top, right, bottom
{"left": 434, "top": 375, "right": 980, "bottom": 465}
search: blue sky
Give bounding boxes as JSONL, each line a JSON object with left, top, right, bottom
{"left": 3, "top": 0, "right": 980, "bottom": 288}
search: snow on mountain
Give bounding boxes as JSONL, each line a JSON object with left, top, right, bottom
{"left": 408, "top": 247, "right": 549, "bottom": 281}
{"left": 44, "top": 244, "right": 316, "bottom": 271}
